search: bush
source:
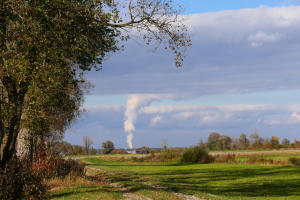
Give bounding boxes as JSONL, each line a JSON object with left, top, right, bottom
{"left": 111, "top": 149, "right": 128, "bottom": 154}
{"left": 157, "top": 149, "right": 182, "bottom": 162}
{"left": 32, "top": 155, "right": 85, "bottom": 179}
{"left": 289, "top": 157, "right": 300, "bottom": 165}
{"left": 180, "top": 146, "right": 213, "bottom": 164}
{"left": 0, "top": 158, "right": 48, "bottom": 200}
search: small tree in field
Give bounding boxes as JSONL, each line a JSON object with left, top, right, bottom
{"left": 83, "top": 136, "right": 93, "bottom": 155}
{"left": 207, "top": 132, "right": 220, "bottom": 150}
{"left": 271, "top": 136, "right": 280, "bottom": 149}
{"left": 281, "top": 138, "right": 290, "bottom": 148}
{"left": 216, "top": 135, "right": 231, "bottom": 150}
{"left": 162, "top": 139, "right": 168, "bottom": 150}
{"left": 238, "top": 134, "right": 249, "bottom": 150}
{"left": 102, "top": 141, "right": 115, "bottom": 154}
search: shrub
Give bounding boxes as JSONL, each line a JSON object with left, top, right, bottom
{"left": 213, "top": 153, "right": 236, "bottom": 163}
{"left": 180, "top": 146, "right": 213, "bottom": 164}
{"left": 289, "top": 157, "right": 300, "bottom": 166}
{"left": 157, "top": 149, "right": 182, "bottom": 162}
{"left": 0, "top": 158, "right": 48, "bottom": 200}
{"left": 111, "top": 149, "right": 128, "bottom": 154}
{"left": 32, "top": 155, "right": 85, "bottom": 179}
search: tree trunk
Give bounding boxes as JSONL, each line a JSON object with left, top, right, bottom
{"left": 0, "top": 77, "right": 28, "bottom": 169}
{"left": 16, "top": 128, "right": 30, "bottom": 159}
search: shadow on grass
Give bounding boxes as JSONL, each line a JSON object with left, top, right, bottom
{"left": 50, "top": 185, "right": 121, "bottom": 199}
{"left": 157, "top": 166, "right": 300, "bottom": 198}
{"left": 90, "top": 158, "right": 300, "bottom": 198}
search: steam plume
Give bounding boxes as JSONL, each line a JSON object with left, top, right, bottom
{"left": 124, "top": 94, "right": 171, "bottom": 149}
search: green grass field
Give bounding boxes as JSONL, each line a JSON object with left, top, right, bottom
{"left": 50, "top": 152, "right": 300, "bottom": 200}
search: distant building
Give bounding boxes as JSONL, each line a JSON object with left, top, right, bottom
{"left": 135, "top": 146, "right": 150, "bottom": 154}
{"left": 127, "top": 150, "right": 137, "bottom": 154}
{"left": 127, "top": 146, "right": 150, "bottom": 154}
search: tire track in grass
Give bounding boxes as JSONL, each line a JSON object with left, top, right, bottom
{"left": 85, "top": 166, "right": 205, "bottom": 200}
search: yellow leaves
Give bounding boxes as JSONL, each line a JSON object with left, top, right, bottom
{"left": 2, "top": 56, "right": 31, "bottom": 84}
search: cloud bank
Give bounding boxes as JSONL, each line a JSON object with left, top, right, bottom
{"left": 87, "top": 6, "right": 300, "bottom": 97}
{"left": 66, "top": 104, "right": 300, "bottom": 148}
{"left": 66, "top": 6, "right": 300, "bottom": 148}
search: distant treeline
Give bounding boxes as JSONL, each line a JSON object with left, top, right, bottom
{"left": 53, "top": 141, "right": 99, "bottom": 156}
{"left": 200, "top": 131, "right": 300, "bottom": 151}
{"left": 53, "top": 140, "right": 123, "bottom": 156}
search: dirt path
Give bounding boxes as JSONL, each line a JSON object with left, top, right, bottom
{"left": 85, "top": 166, "right": 205, "bottom": 200}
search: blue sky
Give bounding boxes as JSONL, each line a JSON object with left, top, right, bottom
{"left": 85, "top": 0, "right": 300, "bottom": 107}
{"left": 65, "top": 1, "right": 300, "bottom": 148}
{"left": 182, "top": 0, "right": 300, "bottom": 13}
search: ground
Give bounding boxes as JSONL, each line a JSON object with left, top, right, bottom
{"left": 49, "top": 150, "right": 300, "bottom": 200}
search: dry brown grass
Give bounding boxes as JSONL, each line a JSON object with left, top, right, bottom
{"left": 47, "top": 174, "right": 105, "bottom": 192}
{"left": 213, "top": 153, "right": 236, "bottom": 163}
{"left": 210, "top": 149, "right": 300, "bottom": 156}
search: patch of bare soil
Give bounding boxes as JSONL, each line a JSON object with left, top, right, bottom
{"left": 174, "top": 193, "right": 205, "bottom": 200}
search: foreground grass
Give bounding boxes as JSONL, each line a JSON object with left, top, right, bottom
{"left": 48, "top": 175, "right": 123, "bottom": 200}
{"left": 83, "top": 157, "right": 300, "bottom": 200}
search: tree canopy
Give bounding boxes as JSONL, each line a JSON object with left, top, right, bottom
{"left": 102, "top": 140, "right": 114, "bottom": 154}
{"left": 0, "top": 0, "right": 191, "bottom": 168}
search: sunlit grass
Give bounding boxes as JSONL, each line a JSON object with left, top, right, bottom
{"left": 48, "top": 175, "right": 123, "bottom": 200}
{"left": 83, "top": 156, "right": 300, "bottom": 200}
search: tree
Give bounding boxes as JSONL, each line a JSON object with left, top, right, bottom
{"left": 161, "top": 138, "right": 168, "bottom": 150}
{"left": 0, "top": 0, "right": 191, "bottom": 168}
{"left": 73, "top": 145, "right": 83, "bottom": 155}
{"left": 90, "top": 148, "right": 98, "bottom": 155}
{"left": 238, "top": 134, "right": 249, "bottom": 150}
{"left": 55, "top": 141, "right": 74, "bottom": 156}
{"left": 207, "top": 132, "right": 220, "bottom": 150}
{"left": 199, "top": 138, "right": 206, "bottom": 149}
{"left": 281, "top": 138, "right": 290, "bottom": 147}
{"left": 270, "top": 136, "right": 280, "bottom": 149}
{"left": 230, "top": 137, "right": 239, "bottom": 150}
{"left": 83, "top": 136, "right": 93, "bottom": 155}
{"left": 102, "top": 140, "right": 114, "bottom": 154}
{"left": 291, "top": 139, "right": 300, "bottom": 148}
{"left": 263, "top": 139, "right": 272, "bottom": 149}
{"left": 249, "top": 131, "right": 262, "bottom": 149}
{"left": 216, "top": 135, "right": 231, "bottom": 150}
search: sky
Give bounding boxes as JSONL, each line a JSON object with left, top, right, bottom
{"left": 65, "top": 0, "right": 300, "bottom": 149}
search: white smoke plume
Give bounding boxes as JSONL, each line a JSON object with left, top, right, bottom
{"left": 124, "top": 94, "right": 172, "bottom": 149}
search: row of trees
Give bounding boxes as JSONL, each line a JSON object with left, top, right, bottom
{"left": 200, "top": 131, "right": 300, "bottom": 151}
{"left": 54, "top": 137, "right": 115, "bottom": 156}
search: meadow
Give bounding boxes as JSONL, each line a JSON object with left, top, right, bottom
{"left": 50, "top": 151, "right": 300, "bottom": 200}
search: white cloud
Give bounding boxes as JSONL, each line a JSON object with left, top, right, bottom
{"left": 67, "top": 103, "right": 300, "bottom": 147}
{"left": 248, "top": 31, "right": 281, "bottom": 47}
{"left": 88, "top": 6, "right": 300, "bottom": 97}
{"left": 289, "top": 112, "right": 300, "bottom": 123}
{"left": 176, "top": 112, "right": 194, "bottom": 119}
{"left": 83, "top": 105, "right": 122, "bottom": 111}
{"left": 67, "top": 6, "right": 300, "bottom": 147}
{"left": 151, "top": 115, "right": 162, "bottom": 126}
{"left": 140, "top": 104, "right": 273, "bottom": 114}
